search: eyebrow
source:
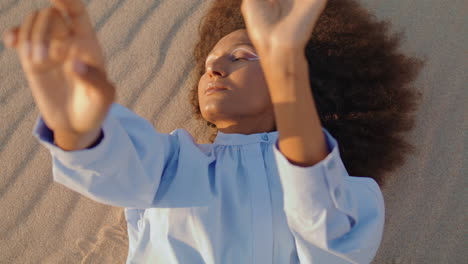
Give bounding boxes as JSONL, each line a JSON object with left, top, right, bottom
{"left": 232, "top": 42, "right": 255, "bottom": 49}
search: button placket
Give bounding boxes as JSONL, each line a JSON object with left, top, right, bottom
{"left": 243, "top": 144, "right": 273, "bottom": 264}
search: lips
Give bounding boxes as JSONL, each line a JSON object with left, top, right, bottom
{"left": 205, "top": 82, "right": 228, "bottom": 95}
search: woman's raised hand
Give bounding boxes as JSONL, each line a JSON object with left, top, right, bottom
{"left": 241, "top": 0, "right": 328, "bottom": 53}
{"left": 2, "top": 0, "right": 116, "bottom": 150}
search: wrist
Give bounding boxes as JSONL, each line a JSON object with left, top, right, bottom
{"left": 258, "top": 45, "right": 305, "bottom": 71}
{"left": 256, "top": 41, "right": 304, "bottom": 57}
{"left": 53, "top": 127, "right": 103, "bottom": 151}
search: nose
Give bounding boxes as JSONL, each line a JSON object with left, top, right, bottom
{"left": 205, "top": 59, "right": 226, "bottom": 78}
{"left": 207, "top": 68, "right": 224, "bottom": 78}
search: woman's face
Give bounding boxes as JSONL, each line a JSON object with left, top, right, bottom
{"left": 198, "top": 29, "right": 275, "bottom": 134}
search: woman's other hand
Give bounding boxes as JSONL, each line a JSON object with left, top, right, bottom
{"left": 2, "top": 0, "right": 116, "bottom": 150}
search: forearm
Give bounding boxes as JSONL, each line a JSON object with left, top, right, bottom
{"left": 33, "top": 103, "right": 180, "bottom": 208}
{"left": 259, "top": 46, "right": 329, "bottom": 167}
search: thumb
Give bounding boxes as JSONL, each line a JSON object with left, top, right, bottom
{"left": 72, "top": 59, "right": 116, "bottom": 102}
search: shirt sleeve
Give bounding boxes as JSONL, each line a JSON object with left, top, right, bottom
{"left": 32, "top": 103, "right": 180, "bottom": 209}
{"left": 272, "top": 127, "right": 385, "bottom": 264}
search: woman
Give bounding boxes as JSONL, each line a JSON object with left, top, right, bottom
{"left": 2, "top": 0, "right": 423, "bottom": 263}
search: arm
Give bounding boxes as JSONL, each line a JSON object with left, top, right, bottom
{"left": 261, "top": 47, "right": 328, "bottom": 167}
{"left": 241, "top": 0, "right": 329, "bottom": 167}
{"left": 259, "top": 23, "right": 384, "bottom": 264}
{"left": 240, "top": 0, "right": 384, "bottom": 261}
{"left": 33, "top": 103, "right": 180, "bottom": 208}
{"left": 272, "top": 127, "right": 385, "bottom": 263}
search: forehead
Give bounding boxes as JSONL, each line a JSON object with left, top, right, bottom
{"left": 209, "top": 29, "right": 251, "bottom": 54}
{"left": 216, "top": 29, "right": 249, "bottom": 46}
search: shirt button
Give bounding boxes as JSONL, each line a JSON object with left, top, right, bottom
{"left": 261, "top": 134, "right": 269, "bottom": 141}
{"left": 334, "top": 187, "right": 341, "bottom": 199}
{"left": 327, "top": 159, "right": 335, "bottom": 170}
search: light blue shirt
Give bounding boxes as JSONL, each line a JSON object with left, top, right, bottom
{"left": 32, "top": 103, "right": 385, "bottom": 264}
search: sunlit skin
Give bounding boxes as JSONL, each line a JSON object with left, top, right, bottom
{"left": 198, "top": 29, "right": 276, "bottom": 135}
{"left": 3, "top": 0, "right": 329, "bottom": 166}
{"left": 197, "top": 0, "right": 329, "bottom": 166}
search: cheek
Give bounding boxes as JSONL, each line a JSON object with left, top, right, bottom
{"left": 197, "top": 75, "right": 207, "bottom": 100}
{"left": 252, "top": 70, "right": 272, "bottom": 107}
{"left": 239, "top": 66, "right": 269, "bottom": 97}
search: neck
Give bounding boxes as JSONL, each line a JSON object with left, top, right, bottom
{"left": 215, "top": 116, "right": 276, "bottom": 135}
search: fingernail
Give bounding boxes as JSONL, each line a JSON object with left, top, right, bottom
{"left": 73, "top": 59, "right": 87, "bottom": 75}
{"left": 33, "top": 44, "right": 47, "bottom": 63}
{"left": 23, "top": 42, "right": 31, "bottom": 56}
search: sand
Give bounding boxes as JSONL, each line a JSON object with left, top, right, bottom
{"left": 0, "top": 0, "right": 465, "bottom": 263}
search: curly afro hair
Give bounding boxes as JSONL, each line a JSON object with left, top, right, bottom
{"left": 188, "top": 0, "right": 425, "bottom": 187}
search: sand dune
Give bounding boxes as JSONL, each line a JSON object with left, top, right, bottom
{"left": 0, "top": 0, "right": 465, "bottom": 263}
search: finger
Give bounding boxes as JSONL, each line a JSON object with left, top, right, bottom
{"left": 48, "top": 35, "right": 73, "bottom": 64}
{"left": 49, "top": 0, "right": 86, "bottom": 19}
{"left": 49, "top": 0, "right": 95, "bottom": 37}
{"left": 18, "top": 11, "right": 40, "bottom": 60}
{"left": 2, "top": 27, "right": 20, "bottom": 49}
{"left": 72, "top": 59, "right": 116, "bottom": 102}
{"left": 32, "top": 7, "right": 69, "bottom": 64}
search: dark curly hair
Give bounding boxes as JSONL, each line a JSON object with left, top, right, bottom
{"left": 188, "top": 0, "right": 425, "bottom": 187}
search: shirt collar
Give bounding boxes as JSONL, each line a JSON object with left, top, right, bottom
{"left": 213, "top": 130, "right": 279, "bottom": 146}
